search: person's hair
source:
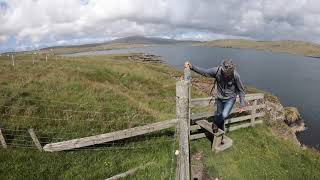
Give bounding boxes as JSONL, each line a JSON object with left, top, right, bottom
{"left": 221, "top": 58, "right": 235, "bottom": 78}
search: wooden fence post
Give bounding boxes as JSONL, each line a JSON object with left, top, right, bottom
{"left": 11, "top": 54, "right": 15, "bottom": 66}
{"left": 32, "top": 54, "right": 35, "bottom": 64}
{"left": 251, "top": 99, "right": 257, "bottom": 127}
{"left": 28, "top": 129, "right": 43, "bottom": 151}
{"left": 184, "top": 67, "right": 192, "bottom": 134}
{"left": 176, "top": 80, "right": 190, "bottom": 180}
{"left": 0, "top": 128, "right": 7, "bottom": 149}
{"left": 45, "top": 54, "right": 48, "bottom": 62}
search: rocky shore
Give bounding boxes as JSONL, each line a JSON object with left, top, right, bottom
{"left": 127, "top": 53, "right": 164, "bottom": 63}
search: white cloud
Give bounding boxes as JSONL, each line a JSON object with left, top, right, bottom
{"left": 0, "top": 35, "right": 8, "bottom": 43}
{"left": 1, "top": 0, "right": 320, "bottom": 51}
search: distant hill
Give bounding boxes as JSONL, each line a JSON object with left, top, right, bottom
{"left": 40, "top": 36, "right": 197, "bottom": 51}
{"left": 198, "top": 39, "right": 320, "bottom": 58}
{"left": 107, "top": 35, "right": 193, "bottom": 44}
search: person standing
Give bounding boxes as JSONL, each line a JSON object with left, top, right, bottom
{"left": 185, "top": 58, "right": 246, "bottom": 140}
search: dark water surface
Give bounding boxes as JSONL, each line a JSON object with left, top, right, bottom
{"left": 70, "top": 45, "right": 320, "bottom": 149}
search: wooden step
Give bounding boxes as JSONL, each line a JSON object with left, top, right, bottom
{"left": 195, "top": 120, "right": 224, "bottom": 136}
{"left": 214, "top": 135, "right": 233, "bottom": 153}
{"left": 194, "top": 119, "right": 233, "bottom": 153}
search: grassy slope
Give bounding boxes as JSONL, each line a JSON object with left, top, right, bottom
{"left": 0, "top": 54, "right": 319, "bottom": 179}
{"left": 0, "top": 54, "right": 207, "bottom": 179}
{"left": 192, "top": 123, "right": 320, "bottom": 179}
{"left": 200, "top": 39, "right": 320, "bottom": 57}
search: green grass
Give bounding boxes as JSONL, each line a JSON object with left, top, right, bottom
{"left": 191, "top": 123, "right": 320, "bottom": 179}
{"left": 0, "top": 54, "right": 319, "bottom": 179}
{"left": 0, "top": 54, "right": 206, "bottom": 179}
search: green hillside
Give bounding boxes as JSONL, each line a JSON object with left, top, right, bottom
{"left": 0, "top": 54, "right": 319, "bottom": 179}
{"left": 200, "top": 39, "right": 320, "bottom": 58}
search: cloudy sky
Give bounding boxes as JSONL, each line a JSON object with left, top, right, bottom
{"left": 1, "top": 0, "right": 320, "bottom": 52}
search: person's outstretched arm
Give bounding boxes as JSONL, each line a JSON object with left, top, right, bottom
{"left": 234, "top": 71, "right": 246, "bottom": 108}
{"left": 185, "top": 62, "right": 218, "bottom": 78}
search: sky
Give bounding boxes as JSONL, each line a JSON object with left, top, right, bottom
{"left": 1, "top": 0, "right": 320, "bottom": 52}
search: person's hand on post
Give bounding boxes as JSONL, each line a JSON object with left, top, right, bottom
{"left": 184, "top": 61, "right": 192, "bottom": 69}
{"left": 239, "top": 101, "right": 249, "bottom": 113}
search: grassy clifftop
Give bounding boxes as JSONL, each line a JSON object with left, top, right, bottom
{"left": 0, "top": 54, "right": 319, "bottom": 179}
{"left": 200, "top": 39, "right": 320, "bottom": 58}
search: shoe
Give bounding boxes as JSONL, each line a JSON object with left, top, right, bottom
{"left": 221, "top": 135, "right": 225, "bottom": 145}
{"left": 212, "top": 123, "right": 219, "bottom": 133}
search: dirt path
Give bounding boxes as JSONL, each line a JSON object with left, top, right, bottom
{"left": 191, "top": 151, "right": 212, "bottom": 180}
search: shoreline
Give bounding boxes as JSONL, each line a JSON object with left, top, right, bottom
{"left": 197, "top": 39, "right": 320, "bottom": 59}
{"left": 132, "top": 53, "right": 313, "bottom": 150}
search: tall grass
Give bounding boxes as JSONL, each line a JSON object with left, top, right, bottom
{"left": 0, "top": 54, "right": 206, "bottom": 179}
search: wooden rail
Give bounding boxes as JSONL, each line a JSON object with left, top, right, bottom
{"left": 190, "top": 93, "right": 264, "bottom": 107}
{"left": 43, "top": 119, "right": 178, "bottom": 152}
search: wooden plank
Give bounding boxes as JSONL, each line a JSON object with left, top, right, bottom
{"left": 225, "top": 112, "right": 265, "bottom": 124}
{"left": 191, "top": 104, "right": 265, "bottom": 121}
{"left": 226, "top": 120, "right": 263, "bottom": 132}
{"left": 190, "top": 125, "right": 201, "bottom": 131}
{"left": 191, "top": 93, "right": 264, "bottom": 107}
{"left": 251, "top": 100, "right": 258, "bottom": 127}
{"left": 195, "top": 120, "right": 224, "bottom": 136}
{"left": 214, "top": 135, "right": 233, "bottom": 153}
{"left": 192, "top": 111, "right": 265, "bottom": 124}
{"left": 43, "top": 119, "right": 178, "bottom": 152}
{"left": 190, "top": 133, "right": 206, "bottom": 140}
{"left": 0, "top": 128, "right": 7, "bottom": 149}
{"left": 176, "top": 80, "right": 190, "bottom": 180}
{"left": 28, "top": 129, "right": 43, "bottom": 152}
{"left": 212, "top": 135, "right": 222, "bottom": 152}
{"left": 106, "top": 162, "right": 154, "bottom": 180}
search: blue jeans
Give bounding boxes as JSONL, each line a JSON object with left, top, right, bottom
{"left": 215, "top": 97, "right": 236, "bottom": 131}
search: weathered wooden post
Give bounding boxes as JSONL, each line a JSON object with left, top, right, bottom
{"left": 176, "top": 80, "right": 190, "bottom": 180}
{"left": 251, "top": 99, "right": 258, "bottom": 127}
{"left": 184, "top": 66, "right": 192, "bottom": 132}
{"left": 32, "top": 54, "right": 35, "bottom": 64}
{"left": 0, "top": 128, "right": 7, "bottom": 149}
{"left": 28, "top": 128, "right": 43, "bottom": 151}
{"left": 11, "top": 54, "right": 15, "bottom": 66}
{"left": 45, "top": 54, "right": 48, "bottom": 62}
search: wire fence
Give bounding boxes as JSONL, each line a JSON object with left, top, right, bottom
{"left": 0, "top": 55, "right": 178, "bottom": 179}
{"left": 0, "top": 54, "right": 68, "bottom": 67}
{"left": 0, "top": 96, "right": 177, "bottom": 152}
{"left": 0, "top": 123, "right": 178, "bottom": 178}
